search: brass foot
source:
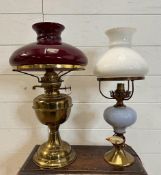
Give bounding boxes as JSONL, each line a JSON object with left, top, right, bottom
{"left": 33, "top": 141, "right": 76, "bottom": 168}
{"left": 104, "top": 147, "right": 134, "bottom": 167}
{"left": 104, "top": 135, "right": 135, "bottom": 167}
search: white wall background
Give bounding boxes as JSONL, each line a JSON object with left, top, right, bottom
{"left": 0, "top": 0, "right": 161, "bottom": 174}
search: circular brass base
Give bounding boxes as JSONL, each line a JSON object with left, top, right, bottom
{"left": 104, "top": 147, "right": 135, "bottom": 167}
{"left": 33, "top": 141, "right": 76, "bottom": 168}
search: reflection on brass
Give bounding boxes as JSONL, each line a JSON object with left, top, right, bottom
{"left": 33, "top": 125, "right": 76, "bottom": 168}
{"left": 32, "top": 69, "right": 76, "bottom": 168}
{"left": 104, "top": 135, "right": 135, "bottom": 167}
{"left": 13, "top": 64, "right": 85, "bottom": 71}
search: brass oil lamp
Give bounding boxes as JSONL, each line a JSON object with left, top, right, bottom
{"left": 9, "top": 22, "right": 88, "bottom": 168}
{"left": 94, "top": 27, "right": 148, "bottom": 167}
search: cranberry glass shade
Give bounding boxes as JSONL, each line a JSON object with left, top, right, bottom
{"left": 9, "top": 22, "right": 88, "bottom": 71}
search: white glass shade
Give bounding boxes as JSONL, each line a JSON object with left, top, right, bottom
{"left": 94, "top": 27, "right": 148, "bottom": 79}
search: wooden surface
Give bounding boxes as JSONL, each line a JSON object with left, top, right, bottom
{"left": 18, "top": 145, "right": 148, "bottom": 175}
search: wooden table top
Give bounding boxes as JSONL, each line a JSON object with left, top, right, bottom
{"left": 18, "top": 145, "right": 148, "bottom": 175}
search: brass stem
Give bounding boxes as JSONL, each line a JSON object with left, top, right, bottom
{"left": 48, "top": 125, "right": 62, "bottom": 147}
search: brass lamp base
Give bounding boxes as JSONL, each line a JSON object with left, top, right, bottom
{"left": 104, "top": 136, "right": 135, "bottom": 167}
{"left": 33, "top": 141, "right": 76, "bottom": 168}
{"left": 31, "top": 69, "right": 77, "bottom": 168}
{"left": 104, "top": 147, "right": 134, "bottom": 167}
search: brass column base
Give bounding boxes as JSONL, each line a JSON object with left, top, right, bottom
{"left": 104, "top": 147, "right": 135, "bottom": 167}
{"left": 33, "top": 141, "right": 76, "bottom": 168}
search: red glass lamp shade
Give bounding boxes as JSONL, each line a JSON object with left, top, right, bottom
{"left": 9, "top": 22, "right": 88, "bottom": 71}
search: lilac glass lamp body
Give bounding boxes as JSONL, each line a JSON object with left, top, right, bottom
{"left": 104, "top": 106, "right": 137, "bottom": 134}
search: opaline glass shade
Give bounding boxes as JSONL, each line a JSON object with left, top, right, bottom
{"left": 94, "top": 27, "right": 148, "bottom": 79}
{"left": 104, "top": 106, "right": 137, "bottom": 134}
{"left": 9, "top": 22, "right": 88, "bottom": 71}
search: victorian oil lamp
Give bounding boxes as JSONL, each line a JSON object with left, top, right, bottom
{"left": 94, "top": 27, "right": 148, "bottom": 167}
{"left": 9, "top": 22, "right": 88, "bottom": 168}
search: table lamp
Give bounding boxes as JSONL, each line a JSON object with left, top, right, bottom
{"left": 94, "top": 27, "right": 148, "bottom": 167}
{"left": 9, "top": 22, "right": 88, "bottom": 168}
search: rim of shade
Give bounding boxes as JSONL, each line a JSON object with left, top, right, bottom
{"left": 97, "top": 77, "right": 145, "bottom": 81}
{"left": 13, "top": 64, "right": 85, "bottom": 71}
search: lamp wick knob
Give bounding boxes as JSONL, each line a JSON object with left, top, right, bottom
{"left": 60, "top": 86, "right": 71, "bottom": 91}
{"left": 32, "top": 85, "right": 43, "bottom": 90}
